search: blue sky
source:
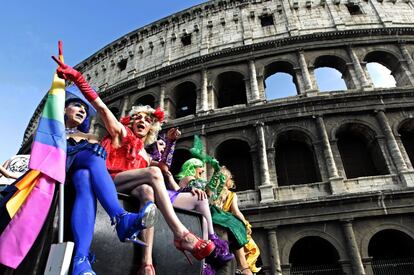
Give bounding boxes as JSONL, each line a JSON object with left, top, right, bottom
{"left": 0, "top": 1, "right": 206, "bottom": 163}
{"left": 0, "top": 1, "right": 396, "bottom": 163}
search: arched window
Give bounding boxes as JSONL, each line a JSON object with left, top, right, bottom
{"left": 134, "top": 94, "right": 156, "bottom": 108}
{"left": 216, "top": 139, "right": 254, "bottom": 191}
{"left": 398, "top": 119, "right": 414, "bottom": 166}
{"left": 366, "top": 63, "right": 396, "bottom": 88}
{"left": 314, "top": 55, "right": 350, "bottom": 91}
{"left": 214, "top": 72, "right": 247, "bottom": 108}
{"left": 275, "top": 131, "right": 321, "bottom": 186}
{"left": 264, "top": 61, "right": 298, "bottom": 100}
{"left": 173, "top": 82, "right": 197, "bottom": 119}
{"left": 336, "top": 123, "right": 388, "bottom": 179}
{"left": 364, "top": 51, "right": 406, "bottom": 87}
{"left": 369, "top": 229, "right": 414, "bottom": 273}
{"left": 290, "top": 236, "right": 342, "bottom": 274}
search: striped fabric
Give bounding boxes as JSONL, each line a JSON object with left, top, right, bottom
{"left": 0, "top": 47, "right": 66, "bottom": 269}
{"left": 29, "top": 72, "right": 67, "bottom": 184}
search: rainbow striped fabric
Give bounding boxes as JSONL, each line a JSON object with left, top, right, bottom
{"left": 0, "top": 49, "right": 66, "bottom": 269}
{"left": 29, "top": 72, "right": 67, "bottom": 183}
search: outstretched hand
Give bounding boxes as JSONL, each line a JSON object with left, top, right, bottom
{"left": 51, "top": 55, "right": 81, "bottom": 81}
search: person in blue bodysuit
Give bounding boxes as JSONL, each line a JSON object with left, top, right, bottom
{"left": 63, "top": 85, "right": 158, "bottom": 275}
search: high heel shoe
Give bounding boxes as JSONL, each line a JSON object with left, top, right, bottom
{"left": 174, "top": 231, "right": 215, "bottom": 264}
{"left": 137, "top": 263, "right": 155, "bottom": 275}
{"left": 72, "top": 254, "right": 96, "bottom": 275}
{"left": 208, "top": 233, "right": 234, "bottom": 265}
{"left": 115, "top": 201, "right": 158, "bottom": 246}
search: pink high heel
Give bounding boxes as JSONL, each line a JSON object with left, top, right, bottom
{"left": 173, "top": 231, "right": 215, "bottom": 264}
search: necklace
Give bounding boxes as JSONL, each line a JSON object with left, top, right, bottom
{"left": 66, "top": 127, "right": 79, "bottom": 135}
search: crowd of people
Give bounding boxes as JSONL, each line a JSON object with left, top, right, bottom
{"left": 0, "top": 47, "right": 261, "bottom": 275}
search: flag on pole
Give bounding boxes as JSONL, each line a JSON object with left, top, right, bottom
{"left": 0, "top": 41, "right": 67, "bottom": 269}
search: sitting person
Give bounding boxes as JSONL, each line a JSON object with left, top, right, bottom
{"left": 53, "top": 56, "right": 159, "bottom": 275}
{"left": 144, "top": 130, "right": 234, "bottom": 275}
{"left": 213, "top": 167, "right": 261, "bottom": 275}
{"left": 177, "top": 157, "right": 252, "bottom": 274}
{"left": 53, "top": 56, "right": 216, "bottom": 274}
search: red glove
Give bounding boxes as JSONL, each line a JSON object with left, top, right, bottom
{"left": 52, "top": 56, "right": 98, "bottom": 102}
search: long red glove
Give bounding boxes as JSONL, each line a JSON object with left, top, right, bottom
{"left": 52, "top": 55, "right": 98, "bottom": 102}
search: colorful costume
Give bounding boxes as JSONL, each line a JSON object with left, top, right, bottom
{"left": 101, "top": 127, "right": 149, "bottom": 179}
{"left": 177, "top": 156, "right": 248, "bottom": 250}
{"left": 147, "top": 134, "right": 181, "bottom": 203}
{"left": 221, "top": 192, "right": 261, "bottom": 273}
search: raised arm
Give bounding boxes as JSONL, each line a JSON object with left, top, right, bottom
{"left": 52, "top": 55, "right": 126, "bottom": 139}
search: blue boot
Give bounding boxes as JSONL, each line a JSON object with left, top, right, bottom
{"left": 72, "top": 254, "right": 96, "bottom": 275}
{"left": 115, "top": 201, "right": 158, "bottom": 246}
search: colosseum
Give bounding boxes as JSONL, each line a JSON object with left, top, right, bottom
{"left": 19, "top": 0, "right": 414, "bottom": 274}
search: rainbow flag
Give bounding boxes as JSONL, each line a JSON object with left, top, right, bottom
{"left": 0, "top": 42, "right": 66, "bottom": 269}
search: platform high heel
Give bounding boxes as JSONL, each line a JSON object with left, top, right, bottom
{"left": 115, "top": 201, "right": 158, "bottom": 246}
{"left": 174, "top": 231, "right": 215, "bottom": 265}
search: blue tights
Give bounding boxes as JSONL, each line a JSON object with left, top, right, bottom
{"left": 70, "top": 149, "right": 124, "bottom": 257}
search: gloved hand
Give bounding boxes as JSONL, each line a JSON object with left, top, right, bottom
{"left": 52, "top": 56, "right": 98, "bottom": 102}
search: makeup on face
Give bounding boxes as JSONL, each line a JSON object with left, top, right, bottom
{"left": 157, "top": 139, "right": 166, "bottom": 154}
{"left": 65, "top": 101, "right": 88, "bottom": 127}
{"left": 131, "top": 112, "right": 153, "bottom": 137}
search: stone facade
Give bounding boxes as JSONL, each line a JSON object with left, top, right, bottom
{"left": 21, "top": 0, "right": 414, "bottom": 274}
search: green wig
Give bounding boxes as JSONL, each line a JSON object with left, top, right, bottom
{"left": 177, "top": 158, "right": 204, "bottom": 180}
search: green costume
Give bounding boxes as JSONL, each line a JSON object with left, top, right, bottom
{"left": 177, "top": 136, "right": 248, "bottom": 249}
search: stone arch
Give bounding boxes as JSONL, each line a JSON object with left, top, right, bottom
{"left": 213, "top": 71, "right": 247, "bottom": 108}
{"left": 171, "top": 81, "right": 197, "bottom": 119}
{"left": 281, "top": 229, "right": 347, "bottom": 264}
{"left": 335, "top": 122, "right": 389, "bottom": 179}
{"left": 397, "top": 118, "right": 414, "bottom": 166}
{"left": 134, "top": 94, "right": 156, "bottom": 108}
{"left": 215, "top": 139, "right": 254, "bottom": 191}
{"left": 329, "top": 119, "right": 380, "bottom": 141}
{"left": 263, "top": 60, "right": 299, "bottom": 99}
{"left": 360, "top": 223, "right": 414, "bottom": 258}
{"left": 210, "top": 133, "right": 256, "bottom": 153}
{"left": 289, "top": 236, "right": 342, "bottom": 272}
{"left": 274, "top": 129, "right": 321, "bottom": 186}
{"left": 270, "top": 125, "right": 318, "bottom": 147}
{"left": 368, "top": 228, "right": 414, "bottom": 272}
{"left": 313, "top": 55, "right": 353, "bottom": 91}
{"left": 363, "top": 50, "right": 408, "bottom": 87}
